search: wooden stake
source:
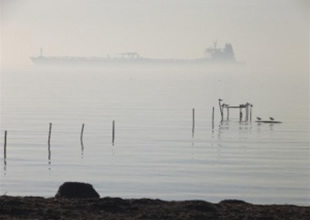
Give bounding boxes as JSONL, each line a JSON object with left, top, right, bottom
{"left": 80, "top": 123, "right": 85, "bottom": 143}
{"left": 112, "top": 120, "right": 115, "bottom": 144}
{"left": 4, "top": 130, "right": 7, "bottom": 159}
{"left": 80, "top": 123, "right": 85, "bottom": 153}
{"left": 250, "top": 105, "right": 253, "bottom": 121}
{"left": 192, "top": 108, "right": 195, "bottom": 136}
{"left": 48, "top": 123, "right": 52, "bottom": 161}
{"left": 48, "top": 123, "right": 52, "bottom": 145}
{"left": 212, "top": 107, "right": 215, "bottom": 129}
{"left": 227, "top": 106, "right": 229, "bottom": 120}
{"left": 219, "top": 100, "right": 223, "bottom": 121}
{"left": 245, "top": 104, "right": 249, "bottom": 121}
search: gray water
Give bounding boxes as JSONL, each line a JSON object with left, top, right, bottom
{"left": 0, "top": 66, "right": 309, "bottom": 205}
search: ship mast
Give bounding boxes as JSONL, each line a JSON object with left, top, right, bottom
{"left": 213, "top": 40, "right": 217, "bottom": 49}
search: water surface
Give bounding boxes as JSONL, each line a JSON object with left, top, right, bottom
{"left": 0, "top": 66, "right": 309, "bottom": 205}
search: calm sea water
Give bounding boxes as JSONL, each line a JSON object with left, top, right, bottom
{"left": 0, "top": 65, "right": 309, "bottom": 205}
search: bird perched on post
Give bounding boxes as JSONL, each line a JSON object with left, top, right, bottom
{"left": 269, "top": 117, "right": 274, "bottom": 121}
{"left": 256, "top": 117, "right": 262, "bottom": 121}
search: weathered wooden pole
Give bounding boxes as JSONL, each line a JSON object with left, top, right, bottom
{"left": 4, "top": 130, "right": 7, "bottom": 159}
{"left": 47, "top": 123, "right": 52, "bottom": 162}
{"left": 48, "top": 123, "right": 52, "bottom": 145}
{"left": 250, "top": 104, "right": 253, "bottom": 121}
{"left": 222, "top": 104, "right": 225, "bottom": 120}
{"left": 80, "top": 123, "right": 85, "bottom": 152}
{"left": 226, "top": 105, "right": 230, "bottom": 120}
{"left": 80, "top": 123, "right": 85, "bottom": 143}
{"left": 245, "top": 103, "right": 249, "bottom": 121}
{"left": 112, "top": 120, "right": 115, "bottom": 144}
{"left": 239, "top": 107, "right": 243, "bottom": 122}
{"left": 192, "top": 108, "right": 195, "bottom": 136}
{"left": 219, "top": 99, "right": 223, "bottom": 121}
{"left": 212, "top": 107, "right": 215, "bottom": 129}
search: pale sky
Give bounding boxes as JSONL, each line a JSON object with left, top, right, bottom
{"left": 0, "top": 0, "right": 309, "bottom": 72}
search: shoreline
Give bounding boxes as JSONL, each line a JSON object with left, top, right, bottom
{"left": 1, "top": 195, "right": 309, "bottom": 220}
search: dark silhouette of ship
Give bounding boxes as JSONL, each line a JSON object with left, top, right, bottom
{"left": 205, "top": 42, "right": 236, "bottom": 63}
{"left": 30, "top": 42, "right": 237, "bottom": 66}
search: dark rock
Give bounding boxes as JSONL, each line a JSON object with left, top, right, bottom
{"left": 0, "top": 195, "right": 309, "bottom": 220}
{"left": 183, "top": 200, "right": 217, "bottom": 212}
{"left": 55, "top": 182, "right": 100, "bottom": 199}
{"left": 91, "top": 197, "right": 129, "bottom": 213}
{"left": 219, "top": 199, "right": 249, "bottom": 205}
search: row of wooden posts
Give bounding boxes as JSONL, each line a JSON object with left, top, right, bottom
{"left": 3, "top": 120, "right": 116, "bottom": 160}
{"left": 48, "top": 120, "right": 115, "bottom": 147}
{"left": 3, "top": 100, "right": 253, "bottom": 160}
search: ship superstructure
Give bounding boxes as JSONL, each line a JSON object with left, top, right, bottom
{"left": 205, "top": 42, "right": 236, "bottom": 63}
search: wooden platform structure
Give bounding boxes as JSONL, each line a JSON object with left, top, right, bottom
{"left": 219, "top": 99, "right": 253, "bottom": 122}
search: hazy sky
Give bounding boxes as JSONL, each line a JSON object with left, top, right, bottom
{"left": 0, "top": 0, "right": 309, "bottom": 72}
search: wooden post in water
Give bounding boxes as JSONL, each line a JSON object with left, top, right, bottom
{"left": 4, "top": 130, "right": 7, "bottom": 159}
{"left": 80, "top": 123, "right": 85, "bottom": 143}
{"left": 48, "top": 123, "right": 52, "bottom": 162}
{"left": 218, "top": 99, "right": 223, "bottom": 121}
{"left": 48, "top": 123, "right": 52, "bottom": 145}
{"left": 245, "top": 103, "right": 249, "bottom": 121}
{"left": 80, "top": 123, "right": 85, "bottom": 152}
{"left": 212, "top": 107, "right": 215, "bottom": 129}
{"left": 112, "top": 120, "right": 115, "bottom": 145}
{"left": 192, "top": 108, "right": 195, "bottom": 136}
{"left": 239, "top": 107, "right": 243, "bottom": 122}
{"left": 250, "top": 104, "right": 253, "bottom": 121}
{"left": 226, "top": 105, "right": 229, "bottom": 120}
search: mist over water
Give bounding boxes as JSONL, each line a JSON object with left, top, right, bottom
{"left": 1, "top": 0, "right": 309, "bottom": 205}
{"left": 0, "top": 64, "right": 309, "bottom": 205}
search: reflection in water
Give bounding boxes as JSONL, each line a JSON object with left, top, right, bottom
{"left": 48, "top": 142, "right": 51, "bottom": 170}
{"left": 191, "top": 133, "right": 195, "bottom": 160}
{"left": 81, "top": 137, "right": 84, "bottom": 159}
{"left": 80, "top": 123, "right": 85, "bottom": 158}
{"left": 217, "top": 119, "right": 254, "bottom": 144}
{"left": 269, "top": 123, "right": 274, "bottom": 131}
{"left": 3, "top": 159, "right": 7, "bottom": 175}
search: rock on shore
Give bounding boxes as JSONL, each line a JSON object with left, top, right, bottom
{"left": 55, "top": 182, "right": 100, "bottom": 199}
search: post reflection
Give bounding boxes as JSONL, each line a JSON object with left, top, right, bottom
{"left": 3, "top": 159, "right": 7, "bottom": 174}
{"left": 48, "top": 142, "right": 51, "bottom": 170}
{"left": 81, "top": 137, "right": 84, "bottom": 159}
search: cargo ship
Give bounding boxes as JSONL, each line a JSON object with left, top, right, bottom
{"left": 30, "top": 42, "right": 237, "bottom": 66}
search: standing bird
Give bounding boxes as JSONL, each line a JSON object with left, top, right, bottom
{"left": 269, "top": 117, "right": 274, "bottom": 121}
{"left": 256, "top": 117, "right": 262, "bottom": 121}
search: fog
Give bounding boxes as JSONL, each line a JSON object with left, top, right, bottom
{"left": 0, "top": 1, "right": 310, "bottom": 204}
{"left": 1, "top": 0, "right": 309, "bottom": 74}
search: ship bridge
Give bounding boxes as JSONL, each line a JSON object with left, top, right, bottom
{"left": 205, "top": 42, "right": 235, "bottom": 62}
{"left": 119, "top": 52, "right": 140, "bottom": 59}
